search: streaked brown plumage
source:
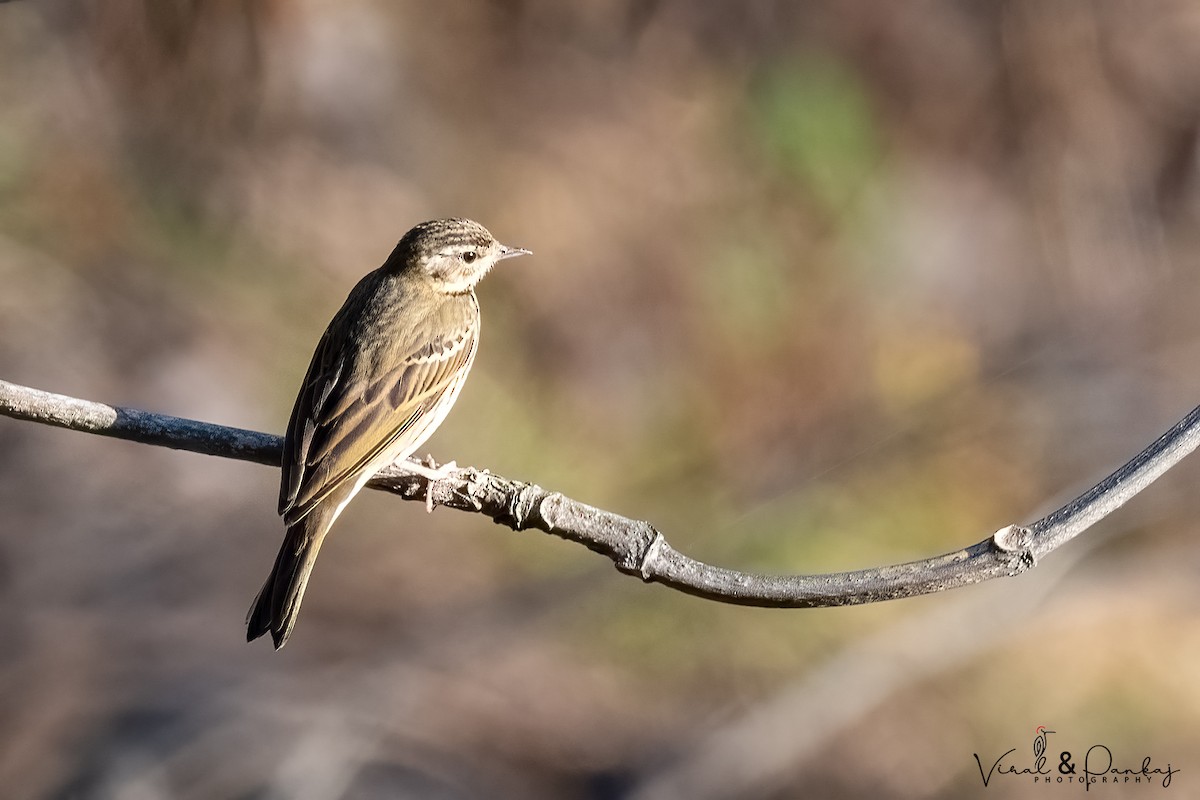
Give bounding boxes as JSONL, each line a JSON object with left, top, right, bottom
{"left": 247, "top": 218, "right": 529, "bottom": 648}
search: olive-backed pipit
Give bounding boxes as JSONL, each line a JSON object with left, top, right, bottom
{"left": 247, "top": 218, "right": 529, "bottom": 648}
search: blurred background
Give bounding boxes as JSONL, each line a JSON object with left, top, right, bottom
{"left": 1, "top": 1, "right": 1199, "bottom": 797}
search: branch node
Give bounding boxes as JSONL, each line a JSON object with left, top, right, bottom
{"left": 508, "top": 482, "right": 546, "bottom": 530}
{"left": 992, "top": 524, "right": 1036, "bottom": 571}
{"left": 640, "top": 531, "right": 667, "bottom": 580}
{"left": 992, "top": 524, "right": 1031, "bottom": 552}
{"left": 459, "top": 468, "right": 486, "bottom": 510}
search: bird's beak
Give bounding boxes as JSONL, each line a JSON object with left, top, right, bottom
{"left": 498, "top": 245, "right": 532, "bottom": 261}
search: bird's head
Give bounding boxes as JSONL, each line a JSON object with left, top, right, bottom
{"left": 393, "top": 218, "right": 530, "bottom": 294}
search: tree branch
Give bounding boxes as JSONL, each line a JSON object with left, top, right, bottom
{"left": 2, "top": 377, "right": 1197, "bottom": 606}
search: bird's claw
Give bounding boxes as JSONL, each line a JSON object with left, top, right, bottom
{"left": 399, "top": 456, "right": 460, "bottom": 513}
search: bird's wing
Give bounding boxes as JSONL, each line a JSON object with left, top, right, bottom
{"left": 278, "top": 281, "right": 478, "bottom": 525}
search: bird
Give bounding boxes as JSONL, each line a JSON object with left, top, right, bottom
{"left": 247, "top": 218, "right": 530, "bottom": 648}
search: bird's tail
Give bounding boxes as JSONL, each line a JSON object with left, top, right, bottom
{"left": 247, "top": 501, "right": 341, "bottom": 649}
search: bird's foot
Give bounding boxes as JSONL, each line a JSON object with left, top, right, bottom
{"left": 401, "top": 456, "right": 460, "bottom": 512}
{"left": 400, "top": 455, "right": 459, "bottom": 480}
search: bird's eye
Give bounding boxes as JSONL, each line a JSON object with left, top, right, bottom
{"left": 462, "top": 251, "right": 477, "bottom": 264}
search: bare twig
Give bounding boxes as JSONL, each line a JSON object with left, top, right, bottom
{"left": 1, "top": 377, "right": 1197, "bottom": 606}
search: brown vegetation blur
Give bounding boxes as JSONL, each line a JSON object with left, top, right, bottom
{"left": 2, "top": 1, "right": 1199, "bottom": 797}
